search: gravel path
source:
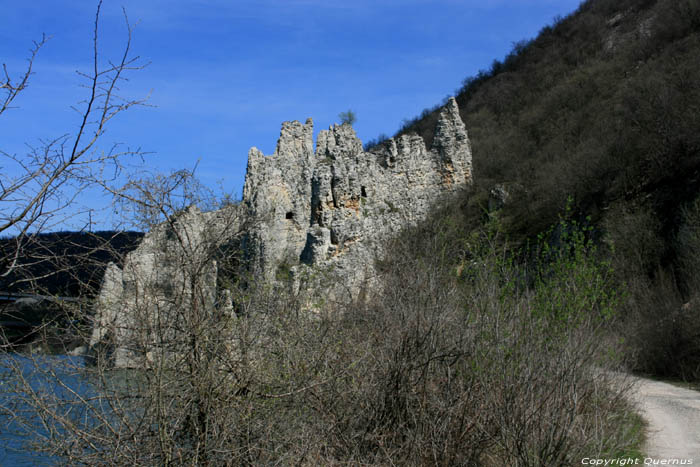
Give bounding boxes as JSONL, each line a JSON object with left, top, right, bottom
{"left": 632, "top": 376, "right": 700, "bottom": 461}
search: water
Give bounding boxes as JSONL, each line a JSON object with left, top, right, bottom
{"left": 0, "top": 354, "right": 95, "bottom": 466}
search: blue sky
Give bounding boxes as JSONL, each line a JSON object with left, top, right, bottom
{"left": 1, "top": 0, "right": 582, "bottom": 230}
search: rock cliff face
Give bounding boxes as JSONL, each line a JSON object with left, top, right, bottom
{"left": 89, "top": 97, "right": 472, "bottom": 366}
{"left": 87, "top": 206, "right": 239, "bottom": 367}
{"left": 242, "top": 97, "right": 471, "bottom": 285}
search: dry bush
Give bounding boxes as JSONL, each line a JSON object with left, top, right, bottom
{"left": 286, "top": 210, "right": 640, "bottom": 466}
{"left": 1, "top": 195, "right": 644, "bottom": 466}
{"left": 0, "top": 182, "right": 321, "bottom": 465}
{"left": 617, "top": 271, "right": 700, "bottom": 381}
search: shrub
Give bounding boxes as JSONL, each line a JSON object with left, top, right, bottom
{"left": 296, "top": 202, "right": 639, "bottom": 465}
{"left": 338, "top": 109, "right": 357, "bottom": 126}
{"left": 1, "top": 197, "right": 643, "bottom": 465}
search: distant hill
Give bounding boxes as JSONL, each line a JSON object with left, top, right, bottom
{"left": 0, "top": 231, "right": 143, "bottom": 297}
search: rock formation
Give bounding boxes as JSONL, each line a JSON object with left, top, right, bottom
{"left": 89, "top": 97, "right": 472, "bottom": 367}
{"left": 242, "top": 97, "right": 471, "bottom": 285}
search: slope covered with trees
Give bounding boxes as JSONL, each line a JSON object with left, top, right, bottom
{"left": 0, "top": 231, "right": 143, "bottom": 297}
{"left": 380, "top": 0, "right": 700, "bottom": 381}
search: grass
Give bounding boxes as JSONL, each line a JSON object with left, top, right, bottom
{"left": 610, "top": 409, "right": 647, "bottom": 462}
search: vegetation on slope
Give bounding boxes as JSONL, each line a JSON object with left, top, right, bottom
{"left": 372, "top": 0, "right": 700, "bottom": 382}
{"left": 3, "top": 202, "right": 644, "bottom": 465}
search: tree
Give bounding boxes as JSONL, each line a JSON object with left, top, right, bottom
{"left": 0, "top": 0, "right": 148, "bottom": 284}
{"left": 0, "top": 2, "right": 330, "bottom": 463}
{"left": 0, "top": 2, "right": 154, "bottom": 462}
{"left": 338, "top": 109, "right": 357, "bottom": 126}
{"left": 0, "top": 5, "right": 325, "bottom": 461}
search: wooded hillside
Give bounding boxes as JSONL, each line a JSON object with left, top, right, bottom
{"left": 384, "top": 0, "right": 700, "bottom": 381}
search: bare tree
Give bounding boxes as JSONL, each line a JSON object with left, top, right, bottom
{"left": 1, "top": 35, "right": 47, "bottom": 118}
{"left": 0, "top": 3, "right": 152, "bottom": 461}
{"left": 0, "top": 0, "right": 148, "bottom": 285}
{"left": 0, "top": 3, "right": 330, "bottom": 464}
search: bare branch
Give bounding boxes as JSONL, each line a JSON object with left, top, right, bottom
{"left": 0, "top": 1, "right": 149, "bottom": 281}
{"left": 0, "top": 34, "right": 48, "bottom": 117}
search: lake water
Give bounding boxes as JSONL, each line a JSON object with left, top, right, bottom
{"left": 0, "top": 354, "right": 94, "bottom": 466}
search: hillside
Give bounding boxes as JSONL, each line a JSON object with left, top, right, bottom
{"left": 373, "top": 0, "right": 700, "bottom": 381}
{"left": 395, "top": 0, "right": 699, "bottom": 233}
{"left": 0, "top": 231, "right": 143, "bottom": 297}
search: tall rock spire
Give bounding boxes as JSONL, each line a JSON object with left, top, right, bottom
{"left": 432, "top": 97, "right": 472, "bottom": 185}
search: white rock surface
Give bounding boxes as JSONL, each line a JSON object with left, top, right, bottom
{"left": 90, "top": 98, "right": 472, "bottom": 366}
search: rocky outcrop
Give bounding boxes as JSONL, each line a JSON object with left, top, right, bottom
{"left": 242, "top": 97, "right": 471, "bottom": 286}
{"left": 242, "top": 118, "right": 316, "bottom": 279}
{"left": 297, "top": 98, "right": 471, "bottom": 298}
{"left": 87, "top": 205, "right": 241, "bottom": 367}
{"left": 89, "top": 97, "right": 472, "bottom": 366}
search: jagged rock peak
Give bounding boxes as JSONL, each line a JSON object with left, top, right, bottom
{"left": 433, "top": 98, "right": 465, "bottom": 144}
{"left": 432, "top": 97, "right": 472, "bottom": 185}
{"left": 275, "top": 118, "right": 314, "bottom": 160}
{"left": 316, "top": 123, "right": 364, "bottom": 160}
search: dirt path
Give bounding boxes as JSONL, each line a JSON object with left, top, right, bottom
{"left": 632, "top": 376, "right": 700, "bottom": 461}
